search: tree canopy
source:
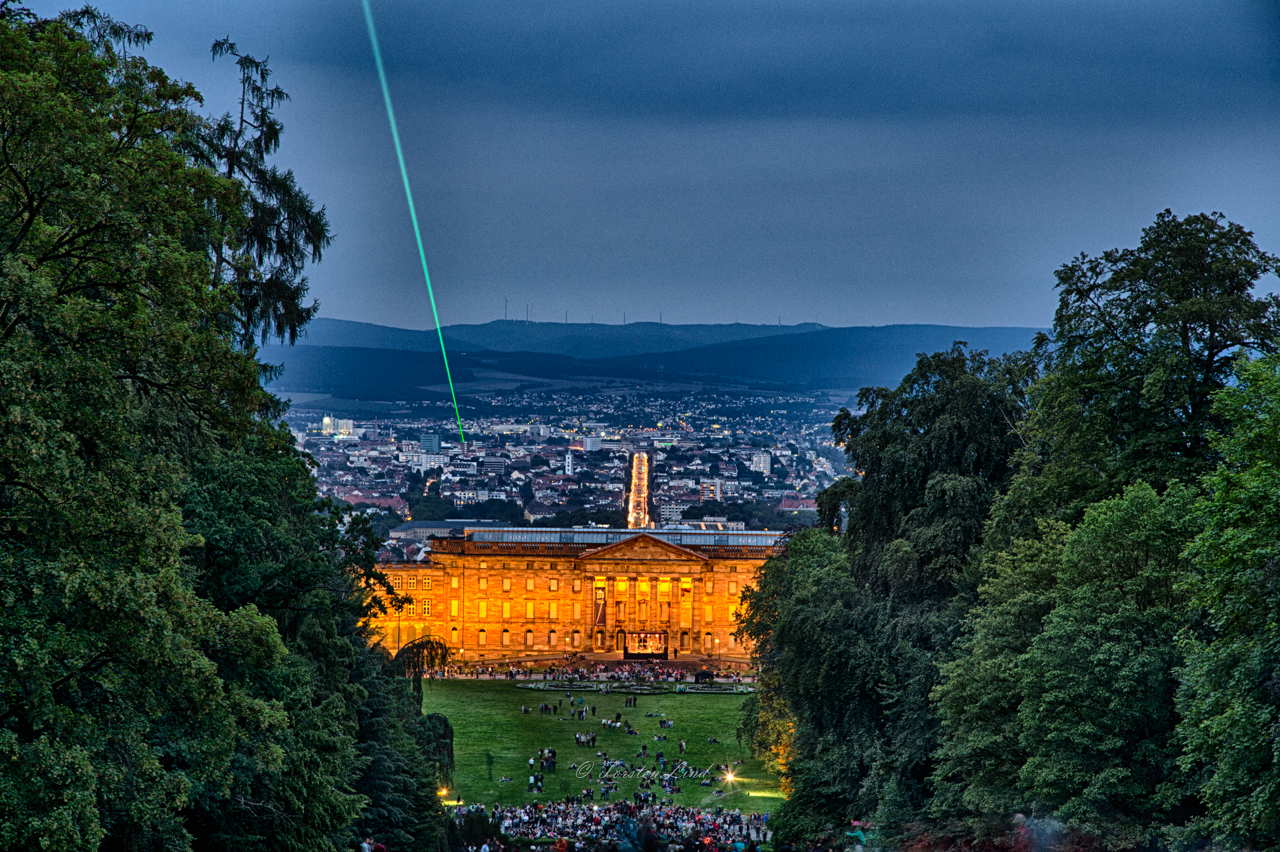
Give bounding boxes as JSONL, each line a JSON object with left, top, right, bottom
{"left": 0, "top": 10, "right": 450, "bottom": 849}
{"left": 746, "top": 211, "right": 1280, "bottom": 851}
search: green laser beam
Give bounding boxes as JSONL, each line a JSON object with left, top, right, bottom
{"left": 362, "top": 0, "right": 467, "bottom": 445}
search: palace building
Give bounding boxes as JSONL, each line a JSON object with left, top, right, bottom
{"left": 371, "top": 527, "right": 782, "bottom": 662}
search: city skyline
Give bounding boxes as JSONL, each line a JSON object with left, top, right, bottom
{"left": 40, "top": 0, "right": 1280, "bottom": 331}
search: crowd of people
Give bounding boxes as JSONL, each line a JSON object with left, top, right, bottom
{"left": 454, "top": 801, "right": 773, "bottom": 850}
{"left": 425, "top": 660, "right": 756, "bottom": 685}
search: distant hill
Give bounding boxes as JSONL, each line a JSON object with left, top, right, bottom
{"left": 577, "top": 325, "right": 1042, "bottom": 390}
{"left": 266, "top": 322, "right": 1043, "bottom": 400}
{"left": 261, "top": 345, "right": 473, "bottom": 400}
{"left": 288, "top": 318, "right": 827, "bottom": 359}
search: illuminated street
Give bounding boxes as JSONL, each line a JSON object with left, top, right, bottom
{"left": 627, "top": 451, "right": 650, "bottom": 528}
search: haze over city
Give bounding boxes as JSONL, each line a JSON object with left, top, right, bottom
{"left": 33, "top": 0, "right": 1280, "bottom": 329}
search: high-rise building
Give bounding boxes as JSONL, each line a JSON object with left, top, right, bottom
{"left": 321, "top": 415, "right": 335, "bottom": 435}
{"left": 581, "top": 436, "right": 602, "bottom": 452}
{"left": 421, "top": 434, "right": 441, "bottom": 453}
{"left": 750, "top": 451, "right": 772, "bottom": 475}
{"left": 699, "top": 479, "right": 723, "bottom": 502}
{"left": 336, "top": 419, "right": 355, "bottom": 437}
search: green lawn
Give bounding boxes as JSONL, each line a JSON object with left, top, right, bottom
{"left": 420, "top": 679, "right": 784, "bottom": 814}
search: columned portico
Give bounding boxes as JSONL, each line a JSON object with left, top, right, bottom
{"left": 369, "top": 527, "right": 780, "bottom": 663}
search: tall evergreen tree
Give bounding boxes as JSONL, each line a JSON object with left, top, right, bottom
{"left": 184, "top": 38, "right": 331, "bottom": 349}
{"left": 0, "top": 11, "right": 284, "bottom": 847}
{"left": 0, "top": 9, "right": 452, "bottom": 849}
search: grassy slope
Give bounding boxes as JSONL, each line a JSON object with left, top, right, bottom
{"left": 421, "top": 680, "right": 783, "bottom": 815}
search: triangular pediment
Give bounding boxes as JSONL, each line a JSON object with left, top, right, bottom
{"left": 580, "top": 533, "right": 708, "bottom": 562}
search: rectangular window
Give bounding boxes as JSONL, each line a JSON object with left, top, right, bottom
{"left": 450, "top": 600, "right": 458, "bottom": 617}
{"left": 550, "top": 563, "right": 557, "bottom": 570}
{"left": 660, "top": 602, "right": 670, "bottom": 621}
{"left": 704, "top": 605, "right": 714, "bottom": 624}
{"left": 527, "top": 562, "right": 534, "bottom": 570}
{"left": 502, "top": 563, "right": 510, "bottom": 570}
{"left": 573, "top": 602, "right": 582, "bottom": 620}
{"left": 480, "top": 562, "right": 487, "bottom": 570}
{"left": 549, "top": 602, "right": 559, "bottom": 620}
{"left": 407, "top": 577, "right": 417, "bottom": 590}
{"left": 479, "top": 631, "right": 487, "bottom": 646}
{"left": 573, "top": 631, "right": 582, "bottom": 647}
{"left": 502, "top": 602, "right": 511, "bottom": 619}
{"left": 393, "top": 576, "right": 403, "bottom": 589}
{"left": 406, "top": 601, "right": 416, "bottom": 616}
{"left": 525, "top": 601, "right": 534, "bottom": 619}
{"left": 424, "top": 600, "right": 431, "bottom": 616}
{"left": 704, "top": 580, "right": 714, "bottom": 595}
{"left": 573, "top": 578, "right": 582, "bottom": 592}
{"left": 502, "top": 631, "right": 510, "bottom": 646}
{"left": 728, "top": 581, "right": 738, "bottom": 595}
{"left": 549, "top": 578, "right": 559, "bottom": 592}
{"left": 478, "top": 601, "right": 487, "bottom": 618}
{"left": 479, "top": 577, "right": 488, "bottom": 590}
{"left": 451, "top": 576, "right": 459, "bottom": 589}
{"left": 425, "top": 578, "right": 433, "bottom": 591}
{"left": 503, "top": 578, "right": 512, "bottom": 592}
{"left": 616, "top": 578, "right": 628, "bottom": 595}
{"left": 526, "top": 577, "right": 534, "bottom": 591}
{"left": 638, "top": 579, "right": 650, "bottom": 596}
{"left": 549, "top": 630, "right": 558, "bottom": 646}
{"left": 616, "top": 602, "right": 626, "bottom": 622}
{"left": 658, "top": 579, "right": 671, "bottom": 598}
{"left": 729, "top": 634, "right": 736, "bottom": 649}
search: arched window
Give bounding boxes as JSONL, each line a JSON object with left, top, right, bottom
{"left": 549, "top": 630, "right": 558, "bottom": 647}
{"left": 703, "top": 632, "right": 713, "bottom": 651}
{"left": 595, "top": 630, "right": 604, "bottom": 648}
{"left": 502, "top": 629, "right": 510, "bottom": 647}
{"left": 525, "top": 629, "right": 533, "bottom": 647}
{"left": 479, "top": 629, "right": 487, "bottom": 646}
{"left": 572, "top": 630, "right": 581, "bottom": 647}
{"left": 402, "top": 625, "right": 417, "bottom": 644}
{"left": 680, "top": 631, "right": 690, "bottom": 650}
{"left": 451, "top": 627, "right": 459, "bottom": 646}
{"left": 728, "top": 633, "right": 736, "bottom": 650}
{"left": 615, "top": 630, "right": 626, "bottom": 651}
{"left": 393, "top": 625, "right": 401, "bottom": 646}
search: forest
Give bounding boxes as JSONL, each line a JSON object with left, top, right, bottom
{"left": 0, "top": 9, "right": 452, "bottom": 850}
{"left": 738, "top": 209, "right": 1280, "bottom": 850}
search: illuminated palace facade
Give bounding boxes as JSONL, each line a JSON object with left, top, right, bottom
{"left": 371, "top": 527, "right": 782, "bottom": 661}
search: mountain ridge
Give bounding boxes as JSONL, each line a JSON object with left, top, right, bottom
{"left": 265, "top": 321, "right": 1044, "bottom": 400}
{"left": 283, "top": 317, "right": 829, "bottom": 360}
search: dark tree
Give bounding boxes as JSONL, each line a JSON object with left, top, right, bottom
{"left": 187, "top": 38, "right": 332, "bottom": 349}
{"left": 991, "top": 210, "right": 1280, "bottom": 544}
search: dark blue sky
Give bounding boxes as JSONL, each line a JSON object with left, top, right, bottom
{"left": 40, "top": 0, "right": 1280, "bottom": 329}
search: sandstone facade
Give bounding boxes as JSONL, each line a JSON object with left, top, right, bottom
{"left": 371, "top": 531, "right": 778, "bottom": 661}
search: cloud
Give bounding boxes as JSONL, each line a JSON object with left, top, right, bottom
{"left": 297, "top": 0, "right": 1280, "bottom": 122}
